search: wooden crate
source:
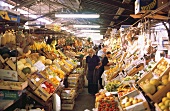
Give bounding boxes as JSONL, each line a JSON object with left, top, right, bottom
{"left": 128, "top": 64, "right": 144, "bottom": 76}
{"left": 62, "top": 97, "right": 75, "bottom": 104}
{"left": 118, "top": 85, "right": 139, "bottom": 99}
{"left": 17, "top": 70, "right": 27, "bottom": 81}
{"left": 0, "top": 69, "right": 18, "bottom": 81}
{"left": 0, "top": 80, "right": 28, "bottom": 90}
{"left": 62, "top": 102, "right": 75, "bottom": 110}
{"left": 151, "top": 57, "right": 169, "bottom": 77}
{"left": 0, "top": 55, "right": 6, "bottom": 63}
{"left": 154, "top": 103, "right": 162, "bottom": 111}
{"left": 61, "top": 88, "right": 76, "bottom": 100}
{"left": 27, "top": 73, "right": 45, "bottom": 90}
{"left": 34, "top": 86, "right": 53, "bottom": 101}
{"left": 138, "top": 67, "right": 170, "bottom": 103}
{"left": 60, "top": 65, "right": 71, "bottom": 73}
{"left": 6, "top": 59, "right": 16, "bottom": 70}
{"left": 121, "top": 91, "right": 150, "bottom": 111}
{"left": 146, "top": 82, "right": 170, "bottom": 103}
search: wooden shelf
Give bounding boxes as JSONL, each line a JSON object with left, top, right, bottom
{"left": 0, "top": 100, "right": 14, "bottom": 111}
{"left": 131, "top": 13, "right": 170, "bottom": 20}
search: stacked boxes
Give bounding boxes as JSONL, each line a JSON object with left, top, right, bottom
{"left": 61, "top": 88, "right": 76, "bottom": 110}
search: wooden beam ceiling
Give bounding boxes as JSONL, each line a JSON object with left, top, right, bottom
{"left": 89, "top": 0, "right": 134, "bottom": 12}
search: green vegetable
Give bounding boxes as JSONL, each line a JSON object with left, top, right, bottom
{"left": 22, "top": 67, "right": 31, "bottom": 74}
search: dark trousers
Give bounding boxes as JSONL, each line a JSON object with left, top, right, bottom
{"left": 87, "top": 70, "right": 99, "bottom": 94}
{"left": 99, "top": 68, "right": 104, "bottom": 87}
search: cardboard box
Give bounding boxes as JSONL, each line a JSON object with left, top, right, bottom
{"left": 0, "top": 90, "right": 22, "bottom": 100}
{"left": 0, "top": 69, "right": 18, "bottom": 81}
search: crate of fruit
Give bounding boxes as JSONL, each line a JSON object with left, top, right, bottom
{"left": 154, "top": 91, "right": 170, "bottom": 111}
{"left": 151, "top": 57, "right": 169, "bottom": 77}
{"left": 26, "top": 72, "right": 45, "bottom": 90}
{"left": 0, "top": 80, "right": 28, "bottom": 90}
{"left": 118, "top": 84, "right": 138, "bottom": 99}
{"left": 120, "top": 91, "right": 150, "bottom": 111}
{"left": 137, "top": 67, "right": 170, "bottom": 103}
{"left": 95, "top": 92, "right": 120, "bottom": 111}
{"left": 34, "top": 81, "right": 56, "bottom": 101}
{"left": 39, "top": 68, "right": 61, "bottom": 87}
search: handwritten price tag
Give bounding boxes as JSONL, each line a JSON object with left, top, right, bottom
{"left": 33, "top": 61, "right": 45, "bottom": 72}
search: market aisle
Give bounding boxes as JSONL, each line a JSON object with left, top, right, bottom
{"left": 73, "top": 88, "right": 95, "bottom": 111}
{"left": 61, "top": 88, "right": 95, "bottom": 111}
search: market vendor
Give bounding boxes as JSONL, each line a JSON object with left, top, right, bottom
{"left": 86, "top": 48, "right": 101, "bottom": 95}
{"left": 97, "top": 47, "right": 107, "bottom": 60}
{"left": 99, "top": 51, "right": 115, "bottom": 89}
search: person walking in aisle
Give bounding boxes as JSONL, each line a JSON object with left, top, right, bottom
{"left": 86, "top": 48, "right": 101, "bottom": 95}
{"left": 99, "top": 51, "right": 115, "bottom": 89}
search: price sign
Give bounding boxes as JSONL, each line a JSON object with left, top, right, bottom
{"left": 33, "top": 61, "right": 45, "bottom": 72}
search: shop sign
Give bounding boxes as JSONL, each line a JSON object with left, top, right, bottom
{"left": 0, "top": 11, "right": 20, "bottom": 23}
{"left": 135, "top": 0, "right": 157, "bottom": 14}
{"left": 0, "top": 90, "right": 22, "bottom": 100}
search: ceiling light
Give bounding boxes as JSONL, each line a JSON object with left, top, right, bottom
{"left": 55, "top": 14, "right": 100, "bottom": 18}
{"left": 73, "top": 25, "right": 100, "bottom": 28}
{"left": 80, "top": 30, "right": 100, "bottom": 32}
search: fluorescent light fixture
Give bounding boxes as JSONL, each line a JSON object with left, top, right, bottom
{"left": 73, "top": 25, "right": 100, "bottom": 28}
{"left": 81, "top": 33, "right": 101, "bottom": 35}
{"left": 80, "top": 30, "right": 100, "bottom": 32}
{"left": 55, "top": 14, "right": 99, "bottom": 18}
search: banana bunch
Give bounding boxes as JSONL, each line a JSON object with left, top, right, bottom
{"left": 30, "top": 42, "right": 44, "bottom": 50}
{"left": 43, "top": 44, "right": 52, "bottom": 52}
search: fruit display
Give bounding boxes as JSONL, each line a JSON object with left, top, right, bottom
{"left": 157, "top": 92, "right": 170, "bottom": 111}
{"left": 117, "top": 84, "right": 136, "bottom": 97}
{"left": 17, "top": 58, "right": 38, "bottom": 73}
{"left": 27, "top": 73, "right": 44, "bottom": 86}
{"left": 40, "top": 68, "right": 60, "bottom": 86}
{"left": 30, "top": 42, "right": 52, "bottom": 52}
{"left": 49, "top": 65, "right": 65, "bottom": 79}
{"left": 145, "top": 60, "right": 156, "bottom": 72}
{"left": 0, "top": 80, "right": 28, "bottom": 90}
{"left": 105, "top": 64, "right": 119, "bottom": 81}
{"left": 61, "top": 59, "right": 74, "bottom": 70}
{"left": 95, "top": 91, "right": 119, "bottom": 111}
{"left": 140, "top": 73, "right": 170, "bottom": 95}
{"left": 105, "top": 80, "right": 121, "bottom": 92}
{"left": 120, "top": 96, "right": 144, "bottom": 109}
{"left": 41, "top": 81, "right": 56, "bottom": 94}
{"left": 153, "top": 59, "right": 169, "bottom": 76}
